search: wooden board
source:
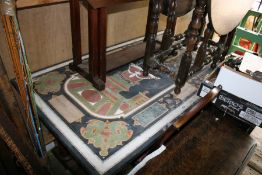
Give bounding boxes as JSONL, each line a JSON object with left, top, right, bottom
{"left": 106, "top": 42, "right": 146, "bottom": 71}
{"left": 137, "top": 106, "right": 257, "bottom": 175}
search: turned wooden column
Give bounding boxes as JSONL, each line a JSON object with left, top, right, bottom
{"left": 210, "top": 29, "right": 235, "bottom": 69}
{"left": 190, "top": 22, "right": 214, "bottom": 73}
{"left": 174, "top": 0, "right": 207, "bottom": 94}
{"left": 143, "top": 0, "right": 162, "bottom": 76}
{"left": 144, "top": 2, "right": 153, "bottom": 42}
{"left": 193, "top": 8, "right": 208, "bottom": 51}
{"left": 160, "top": 0, "right": 176, "bottom": 50}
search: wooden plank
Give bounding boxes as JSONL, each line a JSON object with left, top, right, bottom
{"left": 137, "top": 106, "right": 257, "bottom": 175}
{"left": 106, "top": 42, "right": 146, "bottom": 71}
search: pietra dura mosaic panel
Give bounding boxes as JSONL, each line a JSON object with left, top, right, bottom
{"left": 33, "top": 48, "right": 211, "bottom": 174}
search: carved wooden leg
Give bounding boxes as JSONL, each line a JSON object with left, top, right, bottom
{"left": 190, "top": 22, "right": 214, "bottom": 73}
{"left": 69, "top": 0, "right": 82, "bottom": 65}
{"left": 199, "top": 8, "right": 208, "bottom": 36}
{"left": 143, "top": 0, "right": 161, "bottom": 76}
{"left": 217, "top": 30, "right": 235, "bottom": 64}
{"left": 194, "top": 8, "right": 207, "bottom": 51}
{"left": 174, "top": 0, "right": 207, "bottom": 94}
{"left": 160, "top": 0, "right": 176, "bottom": 51}
{"left": 144, "top": 1, "right": 153, "bottom": 42}
{"left": 211, "top": 35, "right": 227, "bottom": 69}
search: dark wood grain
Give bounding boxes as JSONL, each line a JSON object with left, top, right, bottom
{"left": 98, "top": 7, "right": 107, "bottom": 82}
{"left": 158, "top": 86, "right": 221, "bottom": 147}
{"left": 162, "top": 0, "right": 196, "bottom": 17}
{"left": 143, "top": 0, "right": 161, "bottom": 76}
{"left": 211, "top": 35, "right": 227, "bottom": 68}
{"left": 137, "top": 105, "right": 256, "bottom": 175}
{"left": 160, "top": 0, "right": 176, "bottom": 51}
{"left": 106, "top": 42, "right": 147, "bottom": 71}
{"left": 88, "top": 6, "right": 99, "bottom": 80}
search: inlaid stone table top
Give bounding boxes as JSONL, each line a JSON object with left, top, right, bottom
{"left": 33, "top": 41, "right": 212, "bottom": 174}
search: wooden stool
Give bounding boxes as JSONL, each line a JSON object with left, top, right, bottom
{"left": 69, "top": 0, "right": 142, "bottom": 90}
{"left": 143, "top": 0, "right": 196, "bottom": 75}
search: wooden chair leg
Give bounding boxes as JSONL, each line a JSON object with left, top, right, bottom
{"left": 190, "top": 22, "right": 214, "bottom": 73}
{"left": 160, "top": 0, "right": 176, "bottom": 51}
{"left": 171, "top": 17, "right": 177, "bottom": 36}
{"left": 144, "top": 0, "right": 154, "bottom": 42}
{"left": 98, "top": 8, "right": 107, "bottom": 83}
{"left": 69, "top": 0, "right": 82, "bottom": 65}
{"left": 143, "top": 0, "right": 161, "bottom": 76}
{"left": 174, "top": 0, "right": 207, "bottom": 94}
{"left": 193, "top": 8, "right": 207, "bottom": 51}
{"left": 211, "top": 35, "right": 227, "bottom": 69}
{"left": 88, "top": 6, "right": 99, "bottom": 80}
{"left": 88, "top": 6, "right": 105, "bottom": 90}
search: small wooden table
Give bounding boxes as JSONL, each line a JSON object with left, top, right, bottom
{"left": 69, "top": 0, "right": 143, "bottom": 90}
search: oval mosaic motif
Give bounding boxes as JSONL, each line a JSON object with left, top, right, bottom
{"left": 82, "top": 89, "right": 102, "bottom": 103}
{"left": 64, "top": 64, "right": 174, "bottom": 119}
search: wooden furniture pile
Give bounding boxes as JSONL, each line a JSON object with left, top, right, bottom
{"left": 0, "top": 0, "right": 258, "bottom": 174}
{"left": 143, "top": 0, "right": 253, "bottom": 94}
{"left": 67, "top": 0, "right": 253, "bottom": 94}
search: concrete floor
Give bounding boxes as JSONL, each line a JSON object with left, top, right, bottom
{"left": 243, "top": 127, "right": 262, "bottom": 175}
